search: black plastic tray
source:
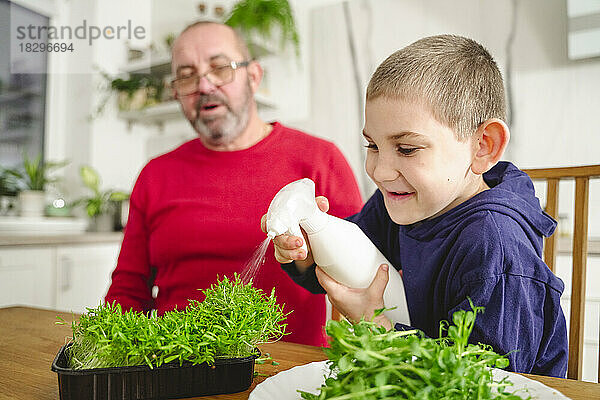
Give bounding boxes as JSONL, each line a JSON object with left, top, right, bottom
{"left": 51, "top": 343, "right": 259, "bottom": 400}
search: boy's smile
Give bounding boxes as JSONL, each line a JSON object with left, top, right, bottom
{"left": 363, "top": 97, "right": 488, "bottom": 225}
{"left": 385, "top": 191, "right": 415, "bottom": 201}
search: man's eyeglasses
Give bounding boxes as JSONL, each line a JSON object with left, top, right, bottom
{"left": 170, "top": 60, "right": 251, "bottom": 96}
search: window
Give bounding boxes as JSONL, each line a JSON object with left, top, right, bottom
{"left": 0, "top": 0, "right": 48, "bottom": 168}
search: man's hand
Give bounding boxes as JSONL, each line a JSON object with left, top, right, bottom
{"left": 317, "top": 263, "right": 393, "bottom": 330}
{"left": 260, "top": 196, "right": 330, "bottom": 271}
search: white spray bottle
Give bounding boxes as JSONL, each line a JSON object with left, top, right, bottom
{"left": 266, "top": 178, "right": 411, "bottom": 325}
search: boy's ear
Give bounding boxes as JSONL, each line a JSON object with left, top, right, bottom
{"left": 470, "top": 118, "right": 510, "bottom": 175}
{"left": 247, "top": 60, "right": 263, "bottom": 93}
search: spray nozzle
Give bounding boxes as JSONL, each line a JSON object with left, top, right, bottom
{"left": 265, "top": 178, "right": 321, "bottom": 254}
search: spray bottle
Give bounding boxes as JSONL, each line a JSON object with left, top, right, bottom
{"left": 266, "top": 178, "right": 411, "bottom": 325}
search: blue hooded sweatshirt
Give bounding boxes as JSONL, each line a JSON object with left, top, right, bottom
{"left": 282, "top": 161, "right": 568, "bottom": 377}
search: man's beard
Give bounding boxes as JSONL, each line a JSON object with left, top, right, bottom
{"left": 192, "top": 81, "right": 252, "bottom": 146}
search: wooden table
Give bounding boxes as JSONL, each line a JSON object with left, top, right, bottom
{"left": 1, "top": 306, "right": 599, "bottom": 400}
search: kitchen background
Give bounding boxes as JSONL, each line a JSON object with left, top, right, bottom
{"left": 0, "top": 0, "right": 598, "bottom": 381}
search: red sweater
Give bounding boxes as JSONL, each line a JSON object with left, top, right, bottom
{"left": 105, "top": 122, "right": 362, "bottom": 346}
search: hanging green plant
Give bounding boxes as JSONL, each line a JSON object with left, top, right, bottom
{"left": 225, "top": 0, "right": 300, "bottom": 58}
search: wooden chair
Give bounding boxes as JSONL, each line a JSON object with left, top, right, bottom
{"left": 330, "top": 299, "right": 342, "bottom": 321}
{"left": 522, "top": 165, "right": 600, "bottom": 381}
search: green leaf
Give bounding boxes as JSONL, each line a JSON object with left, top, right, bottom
{"left": 163, "top": 355, "right": 179, "bottom": 364}
{"left": 80, "top": 166, "right": 100, "bottom": 192}
{"left": 86, "top": 200, "right": 101, "bottom": 218}
{"left": 224, "top": 0, "right": 300, "bottom": 58}
{"left": 452, "top": 310, "right": 464, "bottom": 327}
{"left": 109, "top": 191, "right": 129, "bottom": 201}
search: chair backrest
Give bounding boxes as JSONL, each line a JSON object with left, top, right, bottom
{"left": 522, "top": 165, "right": 600, "bottom": 381}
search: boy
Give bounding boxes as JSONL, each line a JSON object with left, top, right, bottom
{"left": 265, "top": 34, "right": 568, "bottom": 377}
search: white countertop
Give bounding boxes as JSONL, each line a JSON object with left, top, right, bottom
{"left": 0, "top": 232, "right": 124, "bottom": 246}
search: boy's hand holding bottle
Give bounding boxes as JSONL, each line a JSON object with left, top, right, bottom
{"left": 260, "top": 196, "right": 330, "bottom": 271}
{"left": 260, "top": 195, "right": 393, "bottom": 330}
{"left": 316, "top": 263, "right": 393, "bottom": 330}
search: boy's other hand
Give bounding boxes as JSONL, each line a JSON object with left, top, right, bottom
{"left": 316, "top": 263, "right": 392, "bottom": 330}
{"left": 260, "top": 196, "right": 330, "bottom": 271}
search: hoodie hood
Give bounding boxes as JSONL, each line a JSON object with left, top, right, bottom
{"left": 404, "top": 161, "right": 556, "bottom": 241}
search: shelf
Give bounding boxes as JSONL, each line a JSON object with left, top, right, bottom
{"left": 119, "top": 38, "right": 277, "bottom": 75}
{"left": 121, "top": 53, "right": 172, "bottom": 75}
{"left": 118, "top": 101, "right": 182, "bottom": 127}
{"left": 118, "top": 94, "right": 276, "bottom": 128}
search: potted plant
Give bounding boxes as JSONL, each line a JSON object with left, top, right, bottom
{"left": 73, "top": 166, "right": 129, "bottom": 232}
{"left": 92, "top": 70, "right": 165, "bottom": 119}
{"left": 225, "top": 0, "right": 300, "bottom": 58}
{"left": 52, "top": 275, "right": 287, "bottom": 399}
{"left": 110, "top": 74, "right": 164, "bottom": 111}
{"left": 0, "top": 167, "right": 19, "bottom": 215}
{"left": 5, "top": 155, "right": 67, "bottom": 217}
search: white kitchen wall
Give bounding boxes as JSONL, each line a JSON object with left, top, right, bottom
{"left": 87, "top": 1, "right": 155, "bottom": 194}
{"left": 48, "top": 0, "right": 96, "bottom": 202}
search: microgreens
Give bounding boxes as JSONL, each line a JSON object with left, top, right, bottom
{"left": 300, "top": 301, "right": 529, "bottom": 400}
{"left": 63, "top": 275, "right": 288, "bottom": 370}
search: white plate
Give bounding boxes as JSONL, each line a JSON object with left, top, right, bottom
{"left": 249, "top": 361, "right": 570, "bottom": 400}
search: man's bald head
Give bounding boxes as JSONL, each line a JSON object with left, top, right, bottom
{"left": 175, "top": 21, "right": 251, "bottom": 61}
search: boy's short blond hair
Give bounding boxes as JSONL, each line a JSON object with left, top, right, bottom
{"left": 366, "top": 34, "right": 506, "bottom": 140}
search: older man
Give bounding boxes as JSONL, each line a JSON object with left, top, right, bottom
{"left": 105, "top": 21, "right": 362, "bottom": 346}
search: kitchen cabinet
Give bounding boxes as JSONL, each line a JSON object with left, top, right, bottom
{"left": 55, "top": 243, "right": 120, "bottom": 313}
{"left": 0, "top": 239, "right": 121, "bottom": 313}
{"left": 0, "top": 247, "right": 54, "bottom": 309}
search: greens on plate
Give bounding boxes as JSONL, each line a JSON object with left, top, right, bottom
{"left": 300, "top": 301, "right": 529, "bottom": 400}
